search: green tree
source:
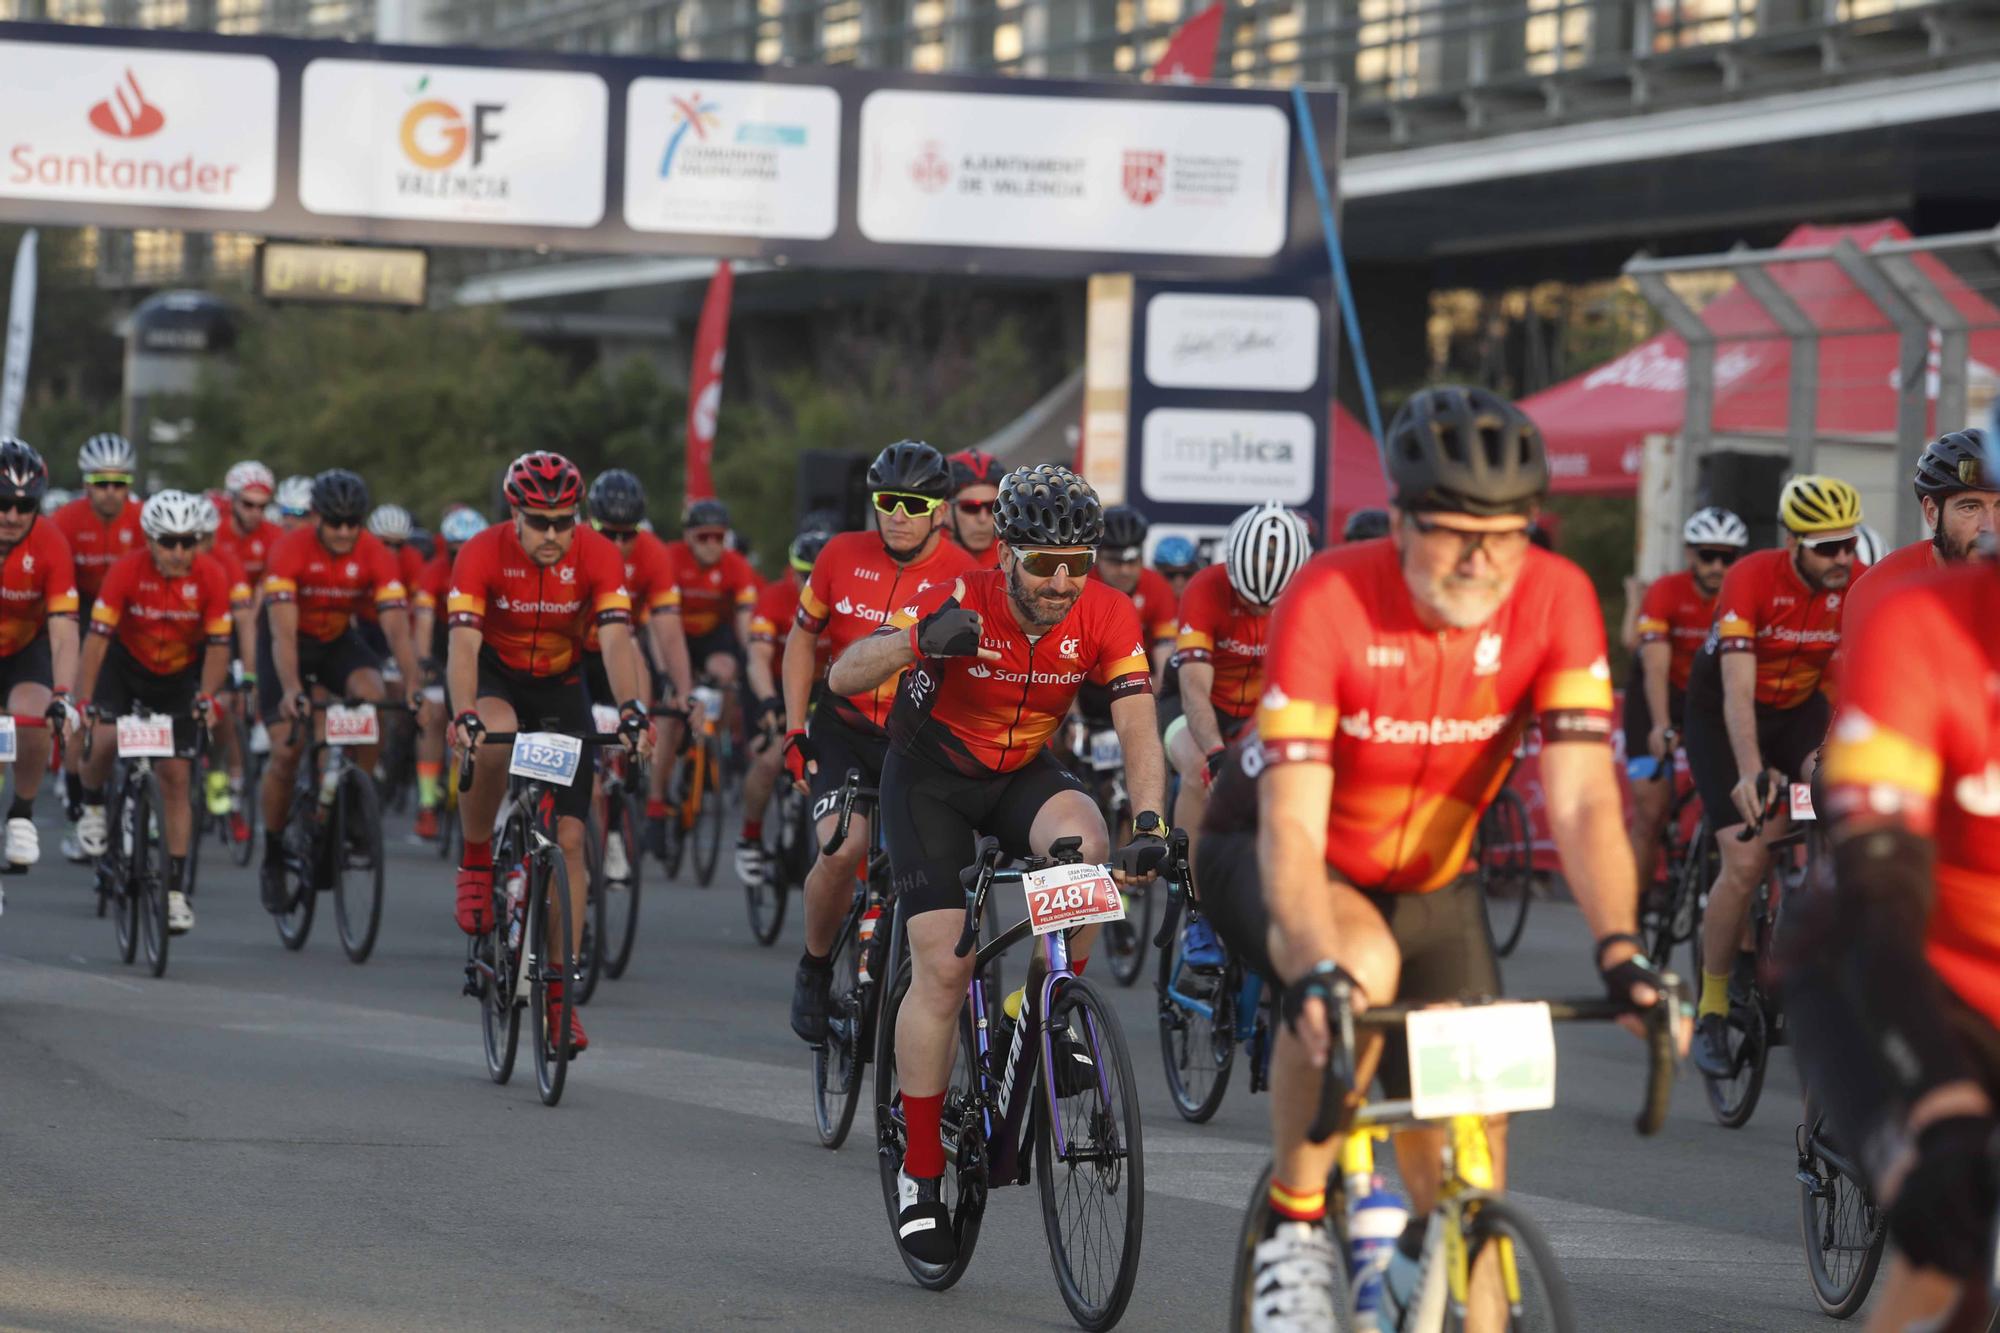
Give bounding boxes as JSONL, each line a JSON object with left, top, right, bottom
{"left": 0, "top": 226, "right": 123, "bottom": 461}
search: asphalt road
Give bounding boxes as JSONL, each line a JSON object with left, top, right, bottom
{"left": 0, "top": 789, "right": 1845, "bottom": 1332}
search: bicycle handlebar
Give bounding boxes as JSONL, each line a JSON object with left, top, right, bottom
{"left": 1638, "top": 727, "right": 1679, "bottom": 783}
{"left": 454, "top": 728, "right": 629, "bottom": 789}
{"left": 952, "top": 828, "right": 1193, "bottom": 959}
{"left": 821, "top": 767, "right": 875, "bottom": 857}
{"left": 1151, "top": 830, "right": 1193, "bottom": 951}
{"left": 1736, "top": 771, "right": 1785, "bottom": 843}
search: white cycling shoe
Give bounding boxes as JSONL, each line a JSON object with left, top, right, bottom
{"left": 76, "top": 805, "right": 108, "bottom": 858}
{"left": 603, "top": 830, "right": 631, "bottom": 882}
{"left": 1251, "top": 1220, "right": 1341, "bottom": 1333}
{"left": 5, "top": 816, "right": 39, "bottom": 867}
{"left": 167, "top": 890, "right": 194, "bottom": 934}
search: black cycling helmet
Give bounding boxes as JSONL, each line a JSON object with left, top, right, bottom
{"left": 0, "top": 437, "right": 49, "bottom": 503}
{"left": 683, "top": 497, "right": 730, "bottom": 530}
{"left": 311, "top": 468, "right": 370, "bottom": 524}
{"left": 790, "top": 528, "right": 831, "bottom": 573}
{"left": 588, "top": 469, "right": 647, "bottom": 527}
{"left": 1341, "top": 507, "right": 1391, "bottom": 542}
{"left": 1098, "top": 504, "right": 1148, "bottom": 552}
{"left": 1384, "top": 386, "right": 1548, "bottom": 517}
{"left": 996, "top": 464, "right": 1103, "bottom": 547}
{"left": 867, "top": 440, "right": 953, "bottom": 501}
{"left": 1914, "top": 429, "right": 1998, "bottom": 502}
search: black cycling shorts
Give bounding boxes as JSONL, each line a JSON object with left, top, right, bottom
{"left": 93, "top": 641, "right": 203, "bottom": 752}
{"left": 256, "top": 622, "right": 383, "bottom": 723}
{"left": 356, "top": 617, "right": 391, "bottom": 661}
{"left": 1683, "top": 674, "right": 1829, "bottom": 831}
{"left": 1196, "top": 830, "right": 1502, "bottom": 1099}
{"left": 474, "top": 646, "right": 593, "bottom": 822}
{"left": 0, "top": 632, "right": 54, "bottom": 696}
{"left": 807, "top": 698, "right": 890, "bottom": 827}
{"left": 1621, "top": 671, "right": 1687, "bottom": 781}
{"left": 583, "top": 651, "right": 615, "bottom": 711}
{"left": 881, "top": 743, "right": 1089, "bottom": 918}
{"left": 687, "top": 623, "right": 743, "bottom": 672}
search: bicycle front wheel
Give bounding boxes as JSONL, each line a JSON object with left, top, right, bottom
{"left": 108, "top": 783, "right": 138, "bottom": 962}
{"left": 530, "top": 848, "right": 575, "bottom": 1107}
{"left": 331, "top": 769, "right": 385, "bottom": 964}
{"left": 134, "top": 773, "right": 171, "bottom": 978}
{"left": 1456, "top": 1195, "right": 1576, "bottom": 1332}
{"left": 1479, "top": 787, "right": 1534, "bottom": 958}
{"left": 600, "top": 785, "right": 643, "bottom": 979}
{"left": 692, "top": 739, "right": 724, "bottom": 887}
{"left": 1036, "top": 976, "right": 1145, "bottom": 1331}
{"left": 1157, "top": 930, "right": 1234, "bottom": 1123}
{"left": 1798, "top": 1110, "right": 1886, "bottom": 1318}
{"left": 812, "top": 901, "right": 866, "bottom": 1149}
{"left": 575, "top": 808, "right": 605, "bottom": 1005}
{"left": 1102, "top": 886, "right": 1149, "bottom": 988}
{"left": 227, "top": 753, "right": 260, "bottom": 867}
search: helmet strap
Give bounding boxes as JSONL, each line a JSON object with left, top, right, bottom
{"left": 879, "top": 525, "right": 937, "bottom": 566}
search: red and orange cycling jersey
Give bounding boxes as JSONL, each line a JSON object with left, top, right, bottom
{"left": 1824, "top": 564, "right": 2000, "bottom": 1028}
{"left": 89, "top": 550, "right": 232, "bottom": 676}
{"left": 211, "top": 507, "right": 281, "bottom": 586}
{"left": 1257, "top": 542, "right": 1614, "bottom": 894}
{"left": 52, "top": 496, "right": 142, "bottom": 605}
{"left": 414, "top": 550, "right": 452, "bottom": 617}
{"left": 750, "top": 577, "right": 800, "bottom": 649}
{"left": 888, "top": 571, "right": 1151, "bottom": 776}
{"left": 1702, "top": 546, "right": 1856, "bottom": 709}
{"left": 662, "top": 541, "right": 758, "bottom": 639}
{"left": 797, "top": 531, "right": 974, "bottom": 733}
{"left": 1175, "top": 563, "right": 1270, "bottom": 719}
{"left": 447, "top": 523, "right": 631, "bottom": 677}
{"left": 263, "top": 526, "right": 407, "bottom": 645}
{"left": 1633, "top": 569, "right": 1717, "bottom": 691}
{"left": 359, "top": 544, "right": 429, "bottom": 626}
{"left": 1129, "top": 566, "right": 1180, "bottom": 645}
{"left": 0, "top": 519, "right": 79, "bottom": 657}
{"left": 586, "top": 529, "right": 679, "bottom": 653}
{"left": 206, "top": 540, "right": 253, "bottom": 612}
{"left": 1841, "top": 537, "right": 1936, "bottom": 640}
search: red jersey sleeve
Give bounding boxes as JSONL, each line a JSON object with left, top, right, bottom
{"left": 87, "top": 552, "right": 135, "bottom": 637}
{"left": 263, "top": 532, "right": 303, "bottom": 604}
{"left": 445, "top": 531, "right": 494, "bottom": 630}
{"left": 1634, "top": 576, "right": 1677, "bottom": 645}
{"left": 798, "top": 555, "right": 838, "bottom": 633}
{"left": 364, "top": 536, "right": 408, "bottom": 611}
{"left": 197, "top": 555, "right": 234, "bottom": 641}
{"left": 1255, "top": 553, "right": 1347, "bottom": 766}
{"left": 749, "top": 581, "right": 796, "bottom": 646}
{"left": 579, "top": 529, "right": 634, "bottom": 626}
{"left": 1135, "top": 567, "right": 1180, "bottom": 644}
{"left": 1530, "top": 558, "right": 1616, "bottom": 741}
{"left": 1824, "top": 587, "right": 1947, "bottom": 832}
{"left": 399, "top": 544, "right": 426, "bottom": 588}
{"left": 630, "top": 534, "right": 676, "bottom": 615}
{"left": 1711, "top": 556, "right": 1764, "bottom": 654}
{"left": 1174, "top": 567, "right": 1226, "bottom": 662}
{"left": 1087, "top": 587, "right": 1152, "bottom": 695}
{"left": 725, "top": 551, "right": 760, "bottom": 607}
{"left": 38, "top": 522, "right": 78, "bottom": 618}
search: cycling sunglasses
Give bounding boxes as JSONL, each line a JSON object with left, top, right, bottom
{"left": 1014, "top": 547, "right": 1095, "bottom": 579}
{"left": 153, "top": 534, "right": 198, "bottom": 551}
{"left": 1098, "top": 545, "right": 1143, "bottom": 563}
{"left": 235, "top": 498, "right": 270, "bottom": 512}
{"left": 955, "top": 498, "right": 995, "bottom": 516}
{"left": 321, "top": 515, "right": 363, "bottom": 531}
{"left": 0, "top": 498, "right": 35, "bottom": 516}
{"left": 85, "top": 473, "right": 132, "bottom": 489}
{"left": 1804, "top": 535, "right": 1858, "bottom": 557}
{"left": 520, "top": 511, "right": 579, "bottom": 533}
{"left": 873, "top": 491, "right": 943, "bottom": 519}
{"left": 686, "top": 526, "right": 727, "bottom": 543}
{"left": 1692, "top": 547, "right": 1740, "bottom": 566}
{"left": 1407, "top": 511, "right": 1532, "bottom": 557}
{"left": 596, "top": 525, "right": 639, "bottom": 542}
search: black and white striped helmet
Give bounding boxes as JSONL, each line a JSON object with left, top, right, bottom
{"left": 1224, "top": 502, "right": 1311, "bottom": 607}
{"left": 78, "top": 432, "right": 136, "bottom": 477}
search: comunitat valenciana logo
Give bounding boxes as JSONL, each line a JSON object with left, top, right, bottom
{"left": 8, "top": 67, "right": 244, "bottom": 196}
{"left": 396, "top": 76, "right": 507, "bottom": 200}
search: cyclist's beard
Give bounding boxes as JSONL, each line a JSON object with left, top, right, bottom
{"left": 1008, "top": 562, "right": 1077, "bottom": 630}
{"left": 1406, "top": 564, "right": 1511, "bottom": 630}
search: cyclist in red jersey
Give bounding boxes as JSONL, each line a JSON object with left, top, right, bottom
{"left": 736, "top": 525, "right": 830, "bottom": 889}
{"left": 1623, "top": 505, "right": 1747, "bottom": 895}
{"left": 256, "top": 469, "right": 424, "bottom": 912}
{"left": 52, "top": 433, "right": 141, "bottom": 616}
{"left": 827, "top": 463, "right": 1168, "bottom": 1267}
{"left": 447, "top": 452, "right": 648, "bottom": 1057}
{"left": 1685, "top": 473, "right": 1864, "bottom": 1076}
{"left": 76, "top": 491, "right": 231, "bottom": 934}
{"left": 187, "top": 490, "right": 258, "bottom": 846}
{"left": 214, "top": 461, "right": 281, "bottom": 587}
{"left": 1845, "top": 430, "right": 2000, "bottom": 636}
{"left": 409, "top": 506, "right": 489, "bottom": 839}
{"left": 1094, "top": 505, "right": 1178, "bottom": 680}
{"left": 273, "top": 475, "right": 313, "bottom": 530}
{"left": 0, "top": 438, "right": 81, "bottom": 868}
{"left": 1204, "top": 388, "right": 1673, "bottom": 1329}
{"left": 946, "top": 448, "right": 1003, "bottom": 571}
{"left": 785, "top": 442, "right": 975, "bottom": 1044}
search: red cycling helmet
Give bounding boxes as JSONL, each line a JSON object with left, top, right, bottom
{"left": 504, "top": 451, "right": 583, "bottom": 511}
{"left": 948, "top": 449, "right": 1003, "bottom": 494}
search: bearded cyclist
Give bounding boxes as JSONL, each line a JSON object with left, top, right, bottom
{"left": 1200, "top": 387, "right": 1673, "bottom": 1331}
{"left": 826, "top": 462, "right": 1168, "bottom": 1268}
{"left": 205, "top": 459, "right": 281, "bottom": 837}
{"left": 1094, "top": 505, "right": 1178, "bottom": 683}
{"left": 785, "top": 440, "right": 974, "bottom": 1044}
{"left": 1686, "top": 474, "right": 1864, "bottom": 1078}
{"left": 946, "top": 448, "right": 1003, "bottom": 570}
{"left": 1844, "top": 429, "right": 2000, "bottom": 632}
{"left": 0, "top": 437, "right": 80, "bottom": 868}
{"left": 737, "top": 524, "right": 831, "bottom": 890}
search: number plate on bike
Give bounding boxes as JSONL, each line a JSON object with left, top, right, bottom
{"left": 1022, "top": 863, "right": 1125, "bottom": 936}
{"left": 1087, "top": 730, "right": 1122, "bottom": 770}
{"left": 591, "top": 704, "right": 621, "bottom": 735}
{"left": 0, "top": 715, "right": 15, "bottom": 763}
{"left": 1790, "top": 782, "right": 1816, "bottom": 821}
{"left": 509, "top": 732, "right": 582, "bottom": 787}
{"left": 324, "top": 704, "right": 380, "bottom": 747}
{"left": 115, "top": 714, "right": 175, "bottom": 758}
{"left": 1406, "top": 1002, "right": 1557, "bottom": 1120}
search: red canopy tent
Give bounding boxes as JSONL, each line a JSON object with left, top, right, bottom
{"left": 1326, "top": 402, "right": 1387, "bottom": 538}
{"left": 1524, "top": 220, "right": 2000, "bottom": 496}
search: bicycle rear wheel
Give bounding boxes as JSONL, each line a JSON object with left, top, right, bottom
{"left": 331, "top": 769, "right": 385, "bottom": 964}
{"left": 1157, "top": 931, "right": 1234, "bottom": 1123}
{"left": 1479, "top": 787, "right": 1534, "bottom": 958}
{"left": 575, "top": 808, "right": 606, "bottom": 1005}
{"left": 134, "top": 773, "right": 170, "bottom": 978}
{"left": 812, "top": 900, "right": 866, "bottom": 1149}
{"left": 874, "top": 958, "right": 985, "bottom": 1290}
{"left": 1694, "top": 928, "right": 1770, "bottom": 1128}
{"left": 1458, "top": 1195, "right": 1576, "bottom": 1332}
{"left": 1798, "top": 1110, "right": 1886, "bottom": 1318}
{"left": 109, "top": 783, "right": 138, "bottom": 963}
{"left": 600, "top": 784, "right": 643, "bottom": 979}
{"left": 226, "top": 752, "right": 260, "bottom": 867}
{"left": 1036, "top": 976, "right": 1145, "bottom": 1331}
{"left": 1103, "top": 884, "right": 1151, "bottom": 988}
{"left": 530, "top": 847, "right": 575, "bottom": 1107}
{"left": 482, "top": 815, "right": 527, "bottom": 1084}
{"left": 693, "top": 740, "right": 724, "bottom": 887}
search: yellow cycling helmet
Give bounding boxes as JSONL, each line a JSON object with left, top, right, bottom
{"left": 1778, "top": 474, "right": 1863, "bottom": 535}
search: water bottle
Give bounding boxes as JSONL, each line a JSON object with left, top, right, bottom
{"left": 317, "top": 762, "right": 341, "bottom": 808}
{"left": 1346, "top": 1175, "right": 1409, "bottom": 1333}
{"left": 855, "top": 906, "right": 881, "bottom": 984}
{"left": 1380, "top": 1216, "right": 1442, "bottom": 1333}
{"left": 504, "top": 865, "right": 528, "bottom": 952}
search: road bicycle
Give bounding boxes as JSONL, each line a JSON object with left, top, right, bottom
{"left": 1476, "top": 778, "right": 1536, "bottom": 959}
{"left": 874, "top": 831, "right": 1163, "bottom": 1330}
{"left": 206, "top": 681, "right": 258, "bottom": 868}
{"left": 657, "top": 687, "right": 724, "bottom": 886}
{"left": 1066, "top": 717, "right": 1151, "bottom": 987}
{"left": 1153, "top": 848, "right": 1278, "bottom": 1124}
{"left": 87, "top": 708, "right": 204, "bottom": 979}
{"left": 1227, "top": 979, "right": 1681, "bottom": 1331}
{"left": 1633, "top": 736, "right": 1714, "bottom": 979}
{"left": 750, "top": 743, "right": 815, "bottom": 946}
{"left": 460, "top": 725, "right": 626, "bottom": 1107}
{"left": 1796, "top": 1097, "right": 1886, "bottom": 1318}
{"left": 587, "top": 703, "right": 646, "bottom": 983}
{"left": 266, "top": 698, "right": 388, "bottom": 963}
{"left": 809, "top": 769, "right": 893, "bottom": 1147}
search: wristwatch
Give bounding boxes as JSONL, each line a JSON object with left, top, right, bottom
{"left": 1133, "top": 810, "right": 1165, "bottom": 837}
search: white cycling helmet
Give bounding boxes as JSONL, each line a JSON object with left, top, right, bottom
{"left": 1855, "top": 523, "right": 1885, "bottom": 565}
{"left": 141, "top": 489, "right": 210, "bottom": 540}
{"left": 78, "top": 432, "right": 137, "bottom": 477}
{"left": 368, "top": 503, "right": 413, "bottom": 542}
{"left": 1682, "top": 506, "right": 1748, "bottom": 548}
{"left": 195, "top": 493, "right": 221, "bottom": 535}
{"left": 275, "top": 475, "right": 313, "bottom": 518}
{"left": 40, "top": 486, "right": 72, "bottom": 516}
{"left": 440, "top": 507, "right": 486, "bottom": 546}
{"left": 225, "top": 459, "right": 275, "bottom": 497}
{"left": 1224, "top": 502, "right": 1313, "bottom": 607}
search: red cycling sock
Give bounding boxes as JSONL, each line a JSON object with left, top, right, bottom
{"left": 742, "top": 818, "right": 763, "bottom": 842}
{"left": 461, "top": 839, "right": 492, "bottom": 870}
{"left": 901, "top": 1091, "right": 947, "bottom": 1179}
{"left": 646, "top": 798, "right": 668, "bottom": 819}
{"left": 1268, "top": 1177, "right": 1328, "bottom": 1223}
{"left": 1073, "top": 955, "right": 1088, "bottom": 976}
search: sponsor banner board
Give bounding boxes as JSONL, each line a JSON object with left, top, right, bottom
{"left": 624, "top": 78, "right": 839, "bottom": 240}
{"left": 1139, "top": 407, "right": 1318, "bottom": 506}
{"left": 1143, "top": 291, "right": 1320, "bottom": 392}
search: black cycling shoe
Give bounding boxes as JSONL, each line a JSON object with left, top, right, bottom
{"left": 791, "top": 954, "right": 832, "bottom": 1044}
{"left": 259, "top": 855, "right": 289, "bottom": 914}
{"left": 1050, "top": 1031, "right": 1100, "bottom": 1099}
{"left": 895, "top": 1169, "right": 956, "bottom": 1267}
{"left": 1691, "top": 1013, "right": 1736, "bottom": 1079}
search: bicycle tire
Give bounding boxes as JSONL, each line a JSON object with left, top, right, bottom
{"left": 661, "top": 751, "right": 691, "bottom": 880}
{"left": 135, "top": 772, "right": 170, "bottom": 978}
{"left": 273, "top": 792, "right": 318, "bottom": 952}
{"left": 1479, "top": 787, "right": 1534, "bottom": 958}
{"left": 1692, "top": 900, "right": 1771, "bottom": 1129}
{"left": 874, "top": 957, "right": 985, "bottom": 1291}
{"left": 331, "top": 768, "right": 385, "bottom": 964}
{"left": 185, "top": 769, "right": 205, "bottom": 899}
{"left": 227, "top": 741, "right": 260, "bottom": 868}
{"left": 1036, "top": 976, "right": 1145, "bottom": 1331}
{"left": 600, "top": 785, "right": 643, "bottom": 979}
{"left": 575, "top": 808, "right": 605, "bottom": 1005}
{"left": 693, "top": 739, "right": 724, "bottom": 887}
{"left": 1455, "top": 1195, "right": 1576, "bottom": 1332}
{"left": 812, "top": 900, "right": 866, "bottom": 1149}
{"left": 1798, "top": 1110, "right": 1886, "bottom": 1318}
{"left": 482, "top": 814, "right": 527, "bottom": 1085}
{"left": 1104, "top": 883, "right": 1151, "bottom": 988}
{"left": 109, "top": 781, "right": 138, "bottom": 964}
{"left": 531, "top": 845, "right": 575, "bottom": 1107}
{"left": 1157, "top": 930, "right": 1234, "bottom": 1123}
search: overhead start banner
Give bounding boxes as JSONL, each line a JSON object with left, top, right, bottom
{"left": 0, "top": 21, "right": 1342, "bottom": 279}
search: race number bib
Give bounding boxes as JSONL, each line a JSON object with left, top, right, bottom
{"left": 1087, "top": 730, "right": 1123, "bottom": 771}
{"left": 691, "top": 685, "right": 725, "bottom": 724}
{"left": 509, "top": 732, "right": 583, "bottom": 788}
{"left": 1406, "top": 1002, "right": 1557, "bottom": 1121}
{"left": 115, "top": 713, "right": 176, "bottom": 759}
{"left": 1022, "top": 863, "right": 1125, "bottom": 936}
{"left": 591, "top": 704, "right": 621, "bottom": 735}
{"left": 0, "top": 715, "right": 16, "bottom": 764}
{"left": 324, "top": 703, "right": 381, "bottom": 747}
{"left": 1789, "top": 782, "right": 1816, "bottom": 822}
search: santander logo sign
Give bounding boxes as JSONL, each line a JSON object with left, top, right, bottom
{"left": 87, "top": 69, "right": 166, "bottom": 140}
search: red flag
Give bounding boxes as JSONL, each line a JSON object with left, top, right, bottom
{"left": 1146, "top": 4, "right": 1223, "bottom": 83}
{"left": 685, "top": 260, "right": 734, "bottom": 503}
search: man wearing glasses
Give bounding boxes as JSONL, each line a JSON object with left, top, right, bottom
{"left": 1624, "top": 506, "right": 1747, "bottom": 900}
{"left": 0, "top": 438, "right": 81, "bottom": 870}
{"left": 945, "top": 449, "right": 1003, "bottom": 570}
{"left": 1843, "top": 429, "right": 2000, "bottom": 634}
{"left": 256, "top": 469, "right": 422, "bottom": 914}
{"left": 784, "top": 441, "right": 973, "bottom": 1045}
{"left": 1687, "top": 473, "right": 1867, "bottom": 1077}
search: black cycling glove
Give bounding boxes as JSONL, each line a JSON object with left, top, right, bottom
{"left": 912, "top": 605, "right": 983, "bottom": 659}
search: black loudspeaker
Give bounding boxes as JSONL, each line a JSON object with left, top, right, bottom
{"left": 1698, "top": 451, "right": 1790, "bottom": 551}
{"left": 796, "top": 450, "right": 874, "bottom": 534}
